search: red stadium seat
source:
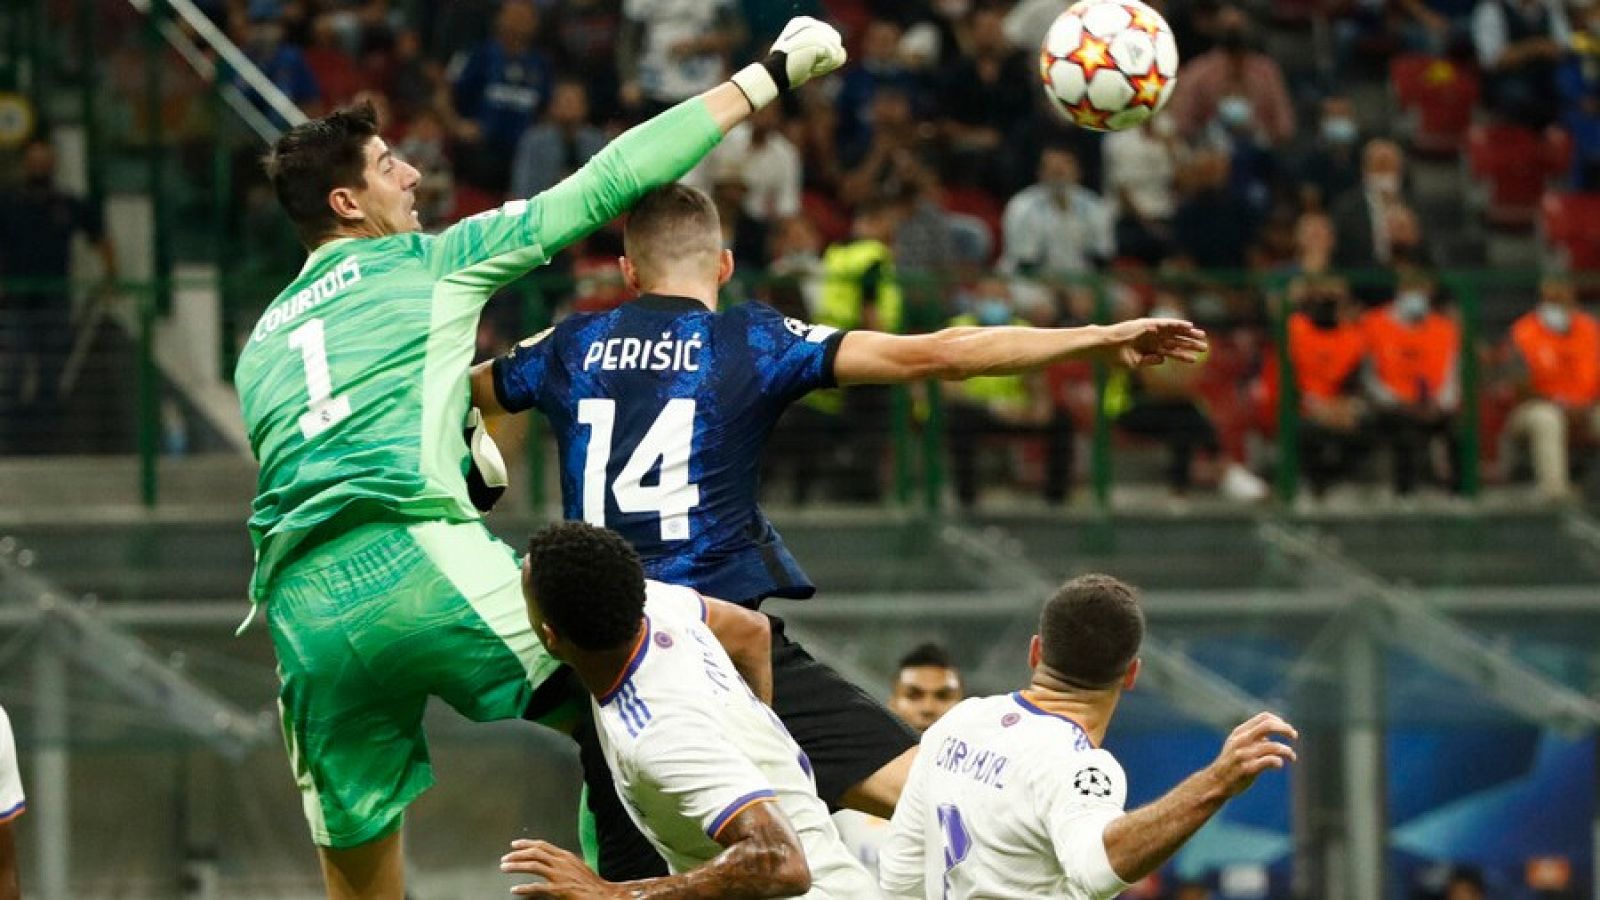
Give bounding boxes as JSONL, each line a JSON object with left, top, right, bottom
{"left": 1391, "top": 54, "right": 1479, "bottom": 157}
{"left": 1540, "top": 191, "right": 1600, "bottom": 269}
{"left": 940, "top": 185, "right": 1003, "bottom": 261}
{"left": 1468, "top": 124, "right": 1549, "bottom": 228}
{"left": 1545, "top": 126, "right": 1575, "bottom": 178}
{"left": 801, "top": 189, "right": 851, "bottom": 246}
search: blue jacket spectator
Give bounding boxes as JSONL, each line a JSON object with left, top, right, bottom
{"left": 1558, "top": 4, "right": 1600, "bottom": 187}
{"left": 511, "top": 81, "right": 607, "bottom": 199}
{"left": 836, "top": 19, "right": 925, "bottom": 161}
{"left": 234, "top": 13, "right": 320, "bottom": 121}
{"left": 449, "top": 0, "right": 552, "bottom": 188}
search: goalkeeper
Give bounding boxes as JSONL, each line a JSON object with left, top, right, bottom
{"left": 233, "top": 19, "right": 847, "bottom": 900}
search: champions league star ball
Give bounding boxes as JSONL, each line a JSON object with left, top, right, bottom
{"left": 1039, "top": 0, "right": 1180, "bottom": 132}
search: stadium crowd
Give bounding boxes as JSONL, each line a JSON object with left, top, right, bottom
{"left": 5, "top": 0, "right": 1596, "bottom": 508}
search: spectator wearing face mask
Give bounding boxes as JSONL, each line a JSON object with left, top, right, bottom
{"left": 1165, "top": 6, "right": 1295, "bottom": 146}
{"left": 1262, "top": 276, "right": 1371, "bottom": 499}
{"left": 1000, "top": 146, "right": 1115, "bottom": 278}
{"left": 1500, "top": 274, "right": 1600, "bottom": 502}
{"left": 1294, "top": 97, "right": 1364, "bottom": 212}
{"left": 1332, "top": 139, "right": 1424, "bottom": 278}
{"left": 1361, "top": 271, "right": 1462, "bottom": 497}
{"left": 943, "top": 281, "right": 1074, "bottom": 509}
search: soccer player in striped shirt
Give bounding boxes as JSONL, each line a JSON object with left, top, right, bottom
{"left": 234, "top": 18, "right": 847, "bottom": 898}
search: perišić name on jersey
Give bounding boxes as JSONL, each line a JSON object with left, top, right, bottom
{"left": 252, "top": 258, "right": 364, "bottom": 343}
{"left": 583, "top": 332, "right": 702, "bottom": 373}
{"left": 934, "top": 735, "right": 1009, "bottom": 790}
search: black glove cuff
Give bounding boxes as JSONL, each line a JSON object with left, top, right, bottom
{"left": 763, "top": 51, "right": 792, "bottom": 94}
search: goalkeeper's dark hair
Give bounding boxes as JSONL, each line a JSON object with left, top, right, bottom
{"left": 525, "top": 522, "right": 647, "bottom": 651}
{"left": 263, "top": 101, "right": 380, "bottom": 247}
{"left": 897, "top": 642, "right": 958, "bottom": 674}
{"left": 623, "top": 184, "right": 723, "bottom": 283}
{"left": 1038, "top": 574, "right": 1144, "bottom": 690}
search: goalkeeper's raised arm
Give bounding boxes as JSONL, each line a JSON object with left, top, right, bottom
{"left": 426, "top": 16, "right": 847, "bottom": 286}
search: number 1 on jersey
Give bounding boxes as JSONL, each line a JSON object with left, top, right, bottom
{"left": 578, "top": 398, "right": 701, "bottom": 541}
{"left": 288, "top": 318, "right": 352, "bottom": 439}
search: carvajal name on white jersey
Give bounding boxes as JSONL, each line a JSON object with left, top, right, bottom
{"left": 583, "top": 333, "right": 702, "bottom": 373}
{"left": 934, "top": 735, "right": 1010, "bottom": 790}
{"left": 254, "top": 258, "right": 363, "bottom": 343}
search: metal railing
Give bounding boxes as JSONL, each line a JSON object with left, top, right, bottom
{"left": 1, "top": 267, "right": 1589, "bottom": 515}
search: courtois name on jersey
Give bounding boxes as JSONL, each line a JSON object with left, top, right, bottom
{"left": 492, "top": 296, "right": 843, "bottom": 606}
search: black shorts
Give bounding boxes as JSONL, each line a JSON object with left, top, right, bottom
{"left": 538, "top": 613, "right": 918, "bottom": 881}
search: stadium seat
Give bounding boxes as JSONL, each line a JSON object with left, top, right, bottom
{"left": 801, "top": 189, "right": 851, "bottom": 246}
{"left": 1390, "top": 54, "right": 1479, "bottom": 158}
{"left": 1467, "top": 123, "right": 1550, "bottom": 229}
{"left": 941, "top": 185, "right": 1004, "bottom": 255}
{"left": 1539, "top": 191, "right": 1600, "bottom": 269}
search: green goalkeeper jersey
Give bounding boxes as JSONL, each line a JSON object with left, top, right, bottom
{"left": 236, "top": 99, "right": 723, "bottom": 602}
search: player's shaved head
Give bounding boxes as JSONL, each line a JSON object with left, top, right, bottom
{"left": 524, "top": 521, "right": 647, "bottom": 652}
{"left": 1038, "top": 574, "right": 1144, "bottom": 690}
{"left": 264, "top": 101, "right": 380, "bottom": 246}
{"left": 623, "top": 184, "right": 725, "bottom": 286}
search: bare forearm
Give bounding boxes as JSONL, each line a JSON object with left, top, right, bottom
{"left": 702, "top": 82, "right": 757, "bottom": 133}
{"left": 1101, "top": 770, "right": 1227, "bottom": 883}
{"left": 617, "top": 838, "right": 806, "bottom": 899}
{"left": 735, "top": 638, "right": 773, "bottom": 705}
{"left": 931, "top": 325, "right": 1110, "bottom": 379}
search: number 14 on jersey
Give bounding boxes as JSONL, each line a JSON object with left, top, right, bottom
{"left": 578, "top": 398, "right": 702, "bottom": 542}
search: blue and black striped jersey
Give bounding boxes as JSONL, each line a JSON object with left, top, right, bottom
{"left": 492, "top": 294, "right": 844, "bottom": 605}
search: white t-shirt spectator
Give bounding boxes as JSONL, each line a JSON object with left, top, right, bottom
{"left": 592, "top": 583, "right": 877, "bottom": 897}
{"left": 0, "top": 706, "right": 24, "bottom": 824}
{"left": 1102, "top": 124, "right": 1180, "bottom": 221}
{"left": 625, "top": 0, "right": 737, "bottom": 103}
{"left": 1472, "top": 0, "right": 1570, "bottom": 69}
{"left": 686, "top": 124, "right": 804, "bottom": 222}
{"left": 1000, "top": 184, "right": 1115, "bottom": 275}
{"left": 879, "top": 694, "right": 1132, "bottom": 900}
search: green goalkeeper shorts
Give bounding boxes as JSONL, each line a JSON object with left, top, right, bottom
{"left": 266, "top": 518, "right": 562, "bottom": 849}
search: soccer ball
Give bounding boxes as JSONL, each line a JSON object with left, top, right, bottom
{"left": 1039, "top": 0, "right": 1180, "bottom": 132}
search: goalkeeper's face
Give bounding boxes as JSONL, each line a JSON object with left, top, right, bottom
{"left": 343, "top": 136, "right": 421, "bottom": 237}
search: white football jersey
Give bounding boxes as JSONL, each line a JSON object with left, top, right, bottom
{"left": 879, "top": 694, "right": 1132, "bottom": 900}
{"left": 0, "top": 705, "right": 24, "bottom": 823}
{"left": 832, "top": 809, "right": 891, "bottom": 875}
{"left": 592, "top": 582, "right": 878, "bottom": 898}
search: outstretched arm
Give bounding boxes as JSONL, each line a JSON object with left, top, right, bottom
{"left": 504, "top": 801, "right": 811, "bottom": 899}
{"left": 832, "top": 318, "right": 1209, "bottom": 386}
{"left": 1099, "top": 712, "right": 1297, "bottom": 884}
{"left": 428, "top": 18, "right": 846, "bottom": 286}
